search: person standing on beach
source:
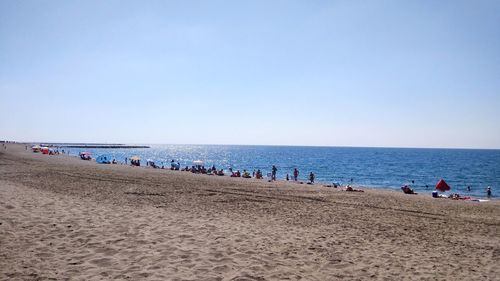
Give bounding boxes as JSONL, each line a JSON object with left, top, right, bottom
{"left": 487, "top": 186, "right": 492, "bottom": 198}
{"left": 125, "top": 157, "right": 128, "bottom": 165}
{"left": 293, "top": 168, "right": 299, "bottom": 181}
{"left": 271, "top": 165, "right": 277, "bottom": 181}
{"left": 309, "top": 172, "right": 315, "bottom": 184}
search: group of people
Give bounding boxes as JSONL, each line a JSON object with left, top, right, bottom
{"left": 403, "top": 183, "right": 493, "bottom": 198}
{"left": 122, "top": 158, "right": 308, "bottom": 184}
{"left": 229, "top": 169, "right": 260, "bottom": 179}
{"left": 48, "top": 149, "right": 62, "bottom": 155}
{"left": 274, "top": 166, "right": 316, "bottom": 184}
{"left": 103, "top": 155, "right": 321, "bottom": 185}
{"left": 157, "top": 162, "right": 318, "bottom": 184}
{"left": 180, "top": 164, "right": 225, "bottom": 176}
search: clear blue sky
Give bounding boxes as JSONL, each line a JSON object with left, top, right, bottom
{"left": 1, "top": 0, "right": 499, "bottom": 148}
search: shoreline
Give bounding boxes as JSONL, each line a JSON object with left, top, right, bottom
{"left": 1, "top": 143, "right": 499, "bottom": 280}
{"left": 8, "top": 141, "right": 498, "bottom": 199}
{"left": 52, "top": 147, "right": 498, "bottom": 201}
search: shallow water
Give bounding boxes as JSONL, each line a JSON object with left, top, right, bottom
{"left": 64, "top": 145, "right": 500, "bottom": 198}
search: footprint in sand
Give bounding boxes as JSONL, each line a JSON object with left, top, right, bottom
{"left": 89, "top": 257, "right": 112, "bottom": 267}
{"left": 230, "top": 273, "right": 266, "bottom": 281}
{"left": 35, "top": 252, "right": 54, "bottom": 258}
{"left": 212, "top": 264, "right": 231, "bottom": 273}
{"left": 94, "top": 247, "right": 119, "bottom": 256}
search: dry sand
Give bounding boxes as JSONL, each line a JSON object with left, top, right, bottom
{"left": 1, "top": 143, "right": 499, "bottom": 280}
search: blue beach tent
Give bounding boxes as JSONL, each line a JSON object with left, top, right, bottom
{"left": 96, "top": 155, "right": 112, "bottom": 164}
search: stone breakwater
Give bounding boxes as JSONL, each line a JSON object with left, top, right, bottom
{"left": 41, "top": 144, "right": 150, "bottom": 149}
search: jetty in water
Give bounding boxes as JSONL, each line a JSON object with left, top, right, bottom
{"left": 39, "top": 143, "right": 150, "bottom": 149}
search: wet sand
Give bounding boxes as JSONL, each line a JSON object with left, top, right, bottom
{"left": 1, "top": 143, "right": 499, "bottom": 280}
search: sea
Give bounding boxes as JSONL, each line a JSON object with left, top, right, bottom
{"left": 63, "top": 145, "right": 500, "bottom": 199}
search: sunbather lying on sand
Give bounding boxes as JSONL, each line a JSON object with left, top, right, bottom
{"left": 401, "top": 185, "right": 417, "bottom": 194}
{"left": 345, "top": 185, "right": 364, "bottom": 192}
{"left": 449, "top": 193, "right": 471, "bottom": 200}
{"left": 242, "top": 170, "right": 251, "bottom": 178}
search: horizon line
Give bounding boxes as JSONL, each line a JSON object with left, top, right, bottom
{"left": 3, "top": 140, "right": 500, "bottom": 151}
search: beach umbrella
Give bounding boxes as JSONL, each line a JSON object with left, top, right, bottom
{"left": 193, "top": 160, "right": 204, "bottom": 165}
{"left": 435, "top": 179, "right": 451, "bottom": 192}
{"left": 130, "top": 156, "right": 141, "bottom": 161}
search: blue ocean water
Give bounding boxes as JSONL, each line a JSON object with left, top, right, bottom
{"left": 65, "top": 145, "right": 500, "bottom": 198}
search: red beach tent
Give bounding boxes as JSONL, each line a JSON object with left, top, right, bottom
{"left": 435, "top": 179, "right": 451, "bottom": 192}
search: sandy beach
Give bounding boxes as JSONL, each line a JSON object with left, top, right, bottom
{"left": 1, "top": 143, "right": 499, "bottom": 280}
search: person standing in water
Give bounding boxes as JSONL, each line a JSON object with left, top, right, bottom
{"left": 293, "top": 168, "right": 299, "bottom": 181}
{"left": 271, "top": 165, "right": 277, "bottom": 181}
{"left": 309, "top": 172, "right": 315, "bottom": 184}
{"left": 487, "top": 186, "right": 492, "bottom": 198}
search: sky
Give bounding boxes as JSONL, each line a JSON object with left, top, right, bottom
{"left": 1, "top": 0, "right": 499, "bottom": 148}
